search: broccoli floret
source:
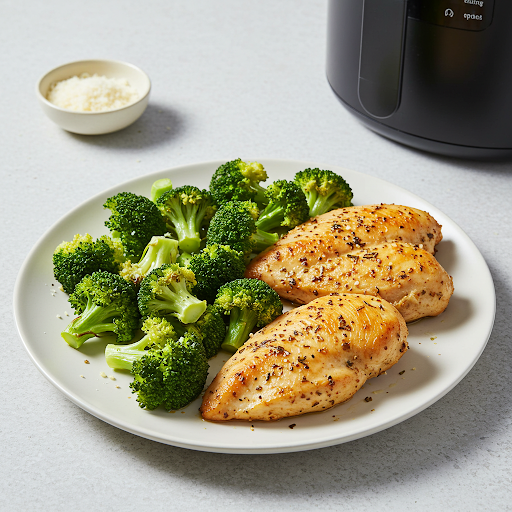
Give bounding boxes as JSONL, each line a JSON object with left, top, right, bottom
{"left": 209, "top": 158, "right": 269, "bottom": 207}
{"left": 206, "top": 201, "right": 257, "bottom": 257}
{"left": 214, "top": 278, "right": 283, "bottom": 353}
{"left": 130, "top": 332, "right": 209, "bottom": 410}
{"left": 150, "top": 178, "right": 173, "bottom": 203}
{"left": 62, "top": 271, "right": 140, "bottom": 349}
{"left": 120, "top": 236, "right": 179, "bottom": 286}
{"left": 167, "top": 304, "right": 226, "bottom": 359}
{"left": 138, "top": 263, "right": 207, "bottom": 324}
{"left": 53, "top": 234, "right": 124, "bottom": 294}
{"left": 104, "top": 192, "right": 167, "bottom": 261}
{"left": 156, "top": 185, "right": 216, "bottom": 254}
{"left": 206, "top": 201, "right": 279, "bottom": 259}
{"left": 105, "top": 316, "right": 179, "bottom": 371}
{"left": 187, "top": 244, "right": 246, "bottom": 303}
{"left": 189, "top": 304, "right": 226, "bottom": 358}
{"left": 255, "top": 179, "right": 310, "bottom": 233}
{"left": 294, "top": 168, "right": 353, "bottom": 218}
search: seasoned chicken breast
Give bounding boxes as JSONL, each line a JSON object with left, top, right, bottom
{"left": 247, "top": 204, "right": 443, "bottom": 279}
{"left": 247, "top": 242, "right": 453, "bottom": 322}
{"left": 246, "top": 204, "right": 452, "bottom": 321}
{"left": 200, "top": 294, "right": 408, "bottom": 422}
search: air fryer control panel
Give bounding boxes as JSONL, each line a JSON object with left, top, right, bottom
{"left": 409, "top": 0, "right": 494, "bottom": 31}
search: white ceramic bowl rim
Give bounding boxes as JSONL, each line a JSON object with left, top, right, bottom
{"left": 36, "top": 59, "right": 151, "bottom": 115}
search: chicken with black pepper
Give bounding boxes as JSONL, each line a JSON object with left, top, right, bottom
{"left": 200, "top": 293, "right": 408, "bottom": 421}
{"left": 245, "top": 204, "right": 453, "bottom": 321}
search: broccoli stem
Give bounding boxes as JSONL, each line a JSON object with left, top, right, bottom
{"left": 167, "top": 203, "right": 202, "bottom": 253}
{"left": 221, "top": 307, "right": 259, "bottom": 353}
{"left": 176, "top": 251, "right": 193, "bottom": 267}
{"left": 179, "top": 236, "right": 200, "bottom": 254}
{"left": 61, "top": 299, "right": 120, "bottom": 349}
{"left": 151, "top": 179, "right": 173, "bottom": 203}
{"left": 150, "top": 283, "right": 206, "bottom": 324}
{"left": 252, "top": 229, "right": 279, "bottom": 253}
{"left": 252, "top": 183, "right": 268, "bottom": 207}
{"left": 309, "top": 192, "right": 336, "bottom": 218}
{"left": 138, "top": 237, "right": 179, "bottom": 275}
{"left": 255, "top": 204, "right": 285, "bottom": 232}
{"left": 105, "top": 336, "right": 149, "bottom": 371}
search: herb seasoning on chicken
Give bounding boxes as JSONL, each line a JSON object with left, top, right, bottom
{"left": 245, "top": 204, "right": 453, "bottom": 321}
{"left": 200, "top": 294, "right": 408, "bottom": 421}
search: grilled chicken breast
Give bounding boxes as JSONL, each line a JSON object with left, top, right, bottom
{"left": 248, "top": 242, "right": 453, "bottom": 322}
{"left": 248, "top": 204, "right": 443, "bottom": 276}
{"left": 200, "top": 294, "right": 408, "bottom": 422}
{"left": 246, "top": 204, "right": 453, "bottom": 321}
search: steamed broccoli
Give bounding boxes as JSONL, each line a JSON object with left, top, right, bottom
{"left": 206, "top": 201, "right": 279, "bottom": 259}
{"left": 150, "top": 178, "right": 173, "bottom": 203}
{"left": 166, "top": 304, "right": 226, "bottom": 359}
{"left": 105, "top": 316, "right": 178, "bottom": 371}
{"left": 187, "top": 244, "right": 246, "bottom": 303}
{"left": 255, "top": 179, "right": 309, "bottom": 233}
{"left": 104, "top": 192, "right": 167, "bottom": 261}
{"left": 130, "top": 332, "right": 209, "bottom": 411}
{"left": 188, "top": 304, "right": 226, "bottom": 358}
{"left": 156, "top": 185, "right": 216, "bottom": 254}
{"left": 214, "top": 278, "right": 283, "bottom": 353}
{"left": 61, "top": 271, "right": 140, "bottom": 349}
{"left": 176, "top": 251, "right": 193, "bottom": 267}
{"left": 120, "top": 236, "right": 179, "bottom": 286}
{"left": 294, "top": 168, "right": 353, "bottom": 218}
{"left": 209, "top": 159, "right": 268, "bottom": 207}
{"left": 138, "top": 263, "right": 207, "bottom": 324}
{"left": 53, "top": 234, "right": 124, "bottom": 294}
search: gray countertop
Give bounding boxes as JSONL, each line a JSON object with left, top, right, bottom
{"left": 2, "top": 0, "right": 511, "bottom": 510}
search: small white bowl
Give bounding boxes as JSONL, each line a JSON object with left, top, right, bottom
{"left": 36, "top": 59, "right": 151, "bottom": 135}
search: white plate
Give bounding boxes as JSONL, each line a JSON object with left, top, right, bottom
{"left": 14, "top": 159, "right": 495, "bottom": 454}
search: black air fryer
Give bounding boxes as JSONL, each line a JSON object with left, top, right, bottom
{"left": 326, "top": 0, "right": 512, "bottom": 159}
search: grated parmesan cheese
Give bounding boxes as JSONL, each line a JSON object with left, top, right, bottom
{"left": 47, "top": 73, "right": 139, "bottom": 112}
